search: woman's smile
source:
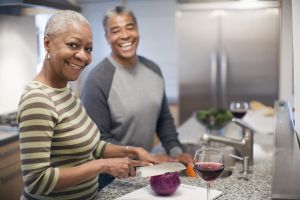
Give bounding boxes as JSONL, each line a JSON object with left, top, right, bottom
{"left": 67, "top": 61, "right": 84, "bottom": 71}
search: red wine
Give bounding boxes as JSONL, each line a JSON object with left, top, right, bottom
{"left": 231, "top": 110, "right": 247, "bottom": 119}
{"left": 194, "top": 162, "right": 224, "bottom": 182}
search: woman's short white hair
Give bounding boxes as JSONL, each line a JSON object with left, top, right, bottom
{"left": 44, "top": 10, "right": 90, "bottom": 37}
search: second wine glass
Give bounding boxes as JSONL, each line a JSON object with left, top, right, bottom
{"left": 194, "top": 148, "right": 224, "bottom": 200}
{"left": 229, "top": 101, "right": 249, "bottom": 119}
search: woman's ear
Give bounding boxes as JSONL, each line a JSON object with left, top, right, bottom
{"left": 44, "top": 35, "right": 51, "bottom": 52}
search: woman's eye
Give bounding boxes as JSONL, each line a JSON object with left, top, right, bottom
{"left": 86, "top": 48, "right": 93, "bottom": 53}
{"left": 68, "top": 43, "right": 78, "bottom": 49}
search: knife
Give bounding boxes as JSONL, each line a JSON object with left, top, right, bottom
{"left": 135, "top": 162, "right": 186, "bottom": 177}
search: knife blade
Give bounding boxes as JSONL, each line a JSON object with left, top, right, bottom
{"left": 135, "top": 162, "right": 186, "bottom": 177}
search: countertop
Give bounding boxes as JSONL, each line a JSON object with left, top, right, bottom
{"left": 96, "top": 159, "right": 272, "bottom": 200}
{"left": 0, "top": 125, "right": 19, "bottom": 146}
{"left": 96, "top": 113, "right": 274, "bottom": 200}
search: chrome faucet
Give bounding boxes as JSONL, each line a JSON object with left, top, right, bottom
{"left": 201, "top": 118, "right": 255, "bottom": 165}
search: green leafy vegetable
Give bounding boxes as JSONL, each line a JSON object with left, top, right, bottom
{"left": 196, "top": 108, "right": 233, "bottom": 130}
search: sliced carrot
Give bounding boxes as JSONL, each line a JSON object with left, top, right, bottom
{"left": 186, "top": 163, "right": 197, "bottom": 177}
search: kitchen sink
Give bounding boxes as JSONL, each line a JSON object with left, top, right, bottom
{"left": 181, "top": 142, "right": 237, "bottom": 178}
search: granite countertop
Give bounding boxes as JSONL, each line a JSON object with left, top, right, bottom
{"left": 0, "top": 125, "right": 19, "bottom": 146}
{"left": 96, "top": 113, "right": 274, "bottom": 199}
{"left": 96, "top": 159, "right": 272, "bottom": 200}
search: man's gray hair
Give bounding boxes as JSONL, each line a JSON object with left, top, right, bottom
{"left": 103, "top": 6, "right": 137, "bottom": 34}
{"left": 45, "top": 10, "right": 90, "bottom": 37}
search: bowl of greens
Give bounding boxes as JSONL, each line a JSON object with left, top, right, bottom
{"left": 196, "top": 108, "right": 233, "bottom": 130}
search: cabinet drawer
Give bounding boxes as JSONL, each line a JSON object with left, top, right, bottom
{"left": 0, "top": 140, "right": 20, "bottom": 169}
{"left": 0, "top": 140, "right": 23, "bottom": 200}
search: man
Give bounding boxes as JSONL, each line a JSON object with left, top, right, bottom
{"left": 81, "top": 6, "right": 192, "bottom": 164}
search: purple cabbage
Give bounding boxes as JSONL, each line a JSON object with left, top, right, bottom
{"left": 150, "top": 172, "right": 180, "bottom": 196}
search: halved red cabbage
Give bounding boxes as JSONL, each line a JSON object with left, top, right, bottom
{"left": 149, "top": 172, "right": 180, "bottom": 196}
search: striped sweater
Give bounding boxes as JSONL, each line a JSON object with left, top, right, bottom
{"left": 18, "top": 81, "right": 107, "bottom": 200}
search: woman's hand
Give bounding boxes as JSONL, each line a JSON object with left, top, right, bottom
{"left": 97, "top": 157, "right": 147, "bottom": 178}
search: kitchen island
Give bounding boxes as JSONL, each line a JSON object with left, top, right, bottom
{"left": 96, "top": 159, "right": 272, "bottom": 200}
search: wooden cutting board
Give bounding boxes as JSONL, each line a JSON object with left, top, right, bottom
{"left": 116, "top": 184, "right": 222, "bottom": 200}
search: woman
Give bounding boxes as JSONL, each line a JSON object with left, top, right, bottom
{"left": 17, "top": 10, "right": 157, "bottom": 200}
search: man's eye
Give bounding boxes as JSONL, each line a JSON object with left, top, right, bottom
{"left": 111, "top": 29, "right": 120, "bottom": 34}
{"left": 127, "top": 25, "right": 134, "bottom": 30}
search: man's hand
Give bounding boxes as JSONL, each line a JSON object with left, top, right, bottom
{"left": 175, "top": 153, "right": 193, "bottom": 166}
{"left": 153, "top": 153, "right": 193, "bottom": 165}
{"left": 133, "top": 147, "right": 159, "bottom": 164}
{"left": 154, "top": 154, "right": 178, "bottom": 162}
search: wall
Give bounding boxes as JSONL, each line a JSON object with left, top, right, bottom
{"left": 79, "top": 0, "right": 178, "bottom": 102}
{"left": 0, "top": 15, "right": 38, "bottom": 114}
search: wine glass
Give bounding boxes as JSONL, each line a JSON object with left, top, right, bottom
{"left": 229, "top": 101, "right": 249, "bottom": 119}
{"left": 194, "top": 148, "right": 224, "bottom": 200}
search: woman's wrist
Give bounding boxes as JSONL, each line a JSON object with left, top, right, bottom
{"left": 91, "top": 159, "right": 106, "bottom": 174}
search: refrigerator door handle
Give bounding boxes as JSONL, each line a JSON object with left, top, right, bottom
{"left": 220, "top": 49, "right": 228, "bottom": 108}
{"left": 211, "top": 50, "right": 218, "bottom": 108}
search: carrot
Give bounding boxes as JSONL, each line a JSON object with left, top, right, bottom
{"left": 186, "top": 163, "right": 197, "bottom": 177}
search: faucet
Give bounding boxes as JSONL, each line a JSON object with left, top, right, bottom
{"left": 201, "top": 118, "right": 255, "bottom": 165}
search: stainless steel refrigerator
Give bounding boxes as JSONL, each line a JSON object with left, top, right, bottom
{"left": 176, "top": 3, "right": 280, "bottom": 122}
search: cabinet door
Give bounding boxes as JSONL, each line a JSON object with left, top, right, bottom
{"left": 0, "top": 163, "right": 23, "bottom": 200}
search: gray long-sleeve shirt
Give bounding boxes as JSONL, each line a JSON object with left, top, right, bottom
{"left": 81, "top": 55, "right": 182, "bottom": 155}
